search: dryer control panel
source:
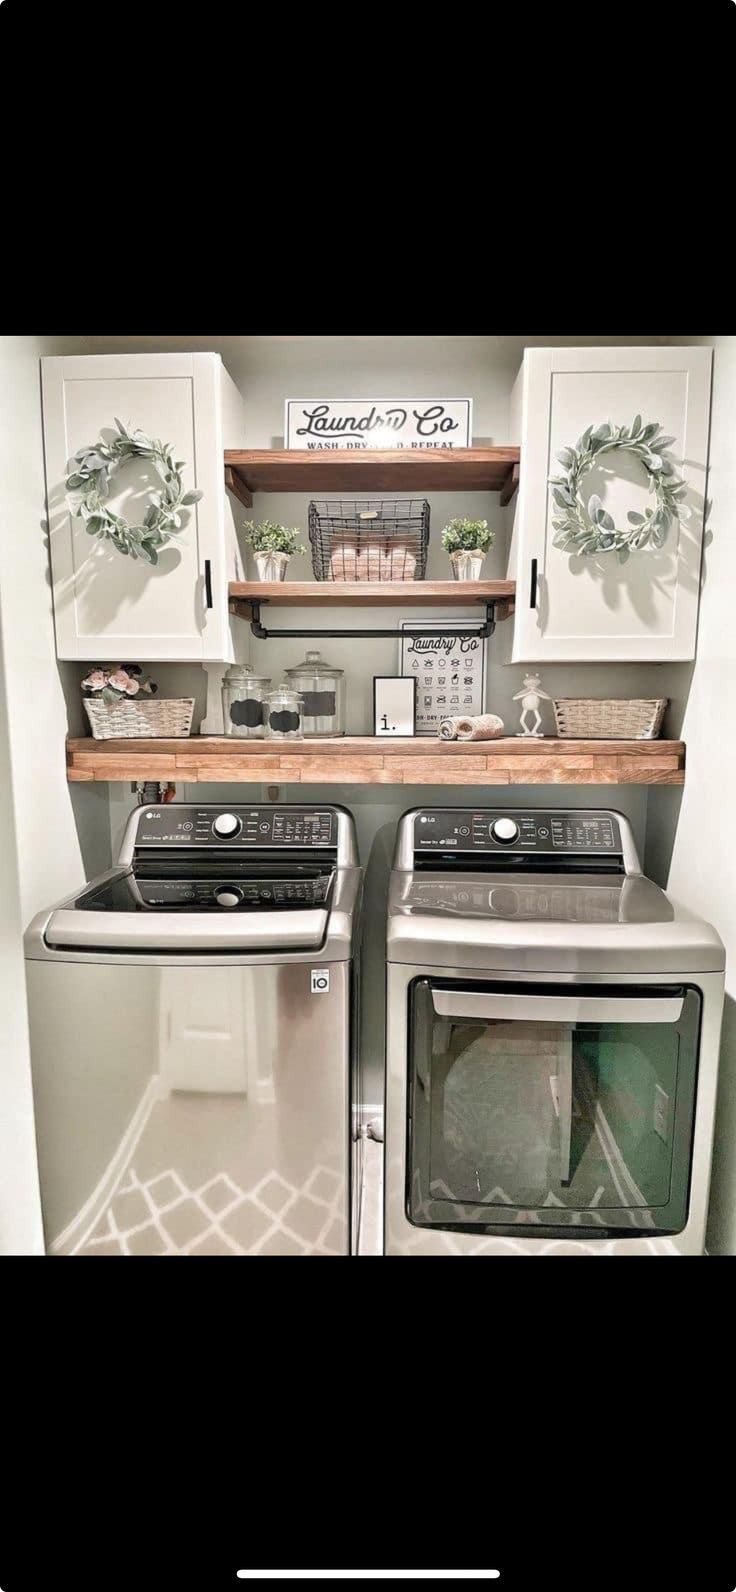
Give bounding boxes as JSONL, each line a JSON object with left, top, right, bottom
{"left": 412, "top": 808, "right": 622, "bottom": 856}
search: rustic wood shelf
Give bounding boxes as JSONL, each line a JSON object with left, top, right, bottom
{"left": 223, "top": 446, "right": 520, "bottom": 503}
{"left": 228, "top": 579, "right": 516, "bottom": 621}
{"left": 67, "top": 736, "right": 685, "bottom": 787}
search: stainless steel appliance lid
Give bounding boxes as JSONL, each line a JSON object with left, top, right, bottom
{"left": 393, "top": 870, "right": 666, "bottom": 924}
{"left": 71, "top": 859, "right": 335, "bottom": 913}
{"left": 25, "top": 804, "right": 361, "bottom": 960}
{"left": 47, "top": 861, "right": 336, "bottom": 948}
{"left": 387, "top": 806, "right": 725, "bottom": 973}
{"left": 41, "top": 906, "right": 331, "bottom": 952}
{"left": 25, "top": 865, "right": 363, "bottom": 963}
{"left": 386, "top": 874, "right": 726, "bottom": 973}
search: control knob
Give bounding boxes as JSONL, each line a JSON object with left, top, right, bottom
{"left": 215, "top": 888, "right": 243, "bottom": 908}
{"left": 213, "top": 812, "right": 242, "bottom": 839}
{"left": 491, "top": 817, "right": 520, "bottom": 845}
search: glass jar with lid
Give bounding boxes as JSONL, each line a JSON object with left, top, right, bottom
{"left": 263, "top": 683, "right": 305, "bottom": 740}
{"left": 221, "top": 664, "right": 271, "bottom": 738}
{"left": 284, "top": 649, "right": 345, "bottom": 738}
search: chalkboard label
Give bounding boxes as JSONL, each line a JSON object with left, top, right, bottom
{"left": 269, "top": 709, "right": 301, "bottom": 733}
{"left": 302, "top": 690, "right": 336, "bottom": 718}
{"left": 230, "top": 698, "right": 263, "bottom": 728}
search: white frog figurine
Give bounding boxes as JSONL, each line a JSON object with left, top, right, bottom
{"left": 513, "top": 672, "right": 551, "bottom": 737}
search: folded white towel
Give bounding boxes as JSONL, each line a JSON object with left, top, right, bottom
{"left": 439, "top": 713, "right": 505, "bottom": 741}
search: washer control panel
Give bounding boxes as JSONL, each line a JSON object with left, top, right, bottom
{"left": 413, "top": 809, "right": 621, "bottom": 855}
{"left": 135, "top": 805, "right": 336, "bottom": 849}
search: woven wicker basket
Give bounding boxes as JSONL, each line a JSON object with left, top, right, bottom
{"left": 553, "top": 698, "right": 668, "bottom": 740}
{"left": 84, "top": 697, "right": 195, "bottom": 740}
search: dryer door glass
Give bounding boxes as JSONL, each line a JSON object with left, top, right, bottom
{"left": 407, "top": 980, "right": 701, "bottom": 1237}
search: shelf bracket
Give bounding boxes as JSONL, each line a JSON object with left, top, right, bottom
{"left": 499, "top": 461, "right": 520, "bottom": 507}
{"left": 224, "top": 465, "right": 253, "bottom": 509}
{"left": 245, "top": 600, "right": 499, "bottom": 643}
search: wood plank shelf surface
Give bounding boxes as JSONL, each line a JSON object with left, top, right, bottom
{"left": 228, "top": 579, "right": 516, "bottom": 619}
{"left": 67, "top": 736, "right": 686, "bottom": 787}
{"left": 224, "top": 446, "right": 520, "bottom": 498}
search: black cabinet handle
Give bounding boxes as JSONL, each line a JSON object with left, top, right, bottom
{"left": 204, "top": 559, "right": 213, "bottom": 610}
{"left": 529, "top": 557, "right": 538, "bottom": 609}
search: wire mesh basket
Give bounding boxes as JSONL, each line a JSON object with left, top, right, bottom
{"left": 553, "top": 698, "right": 668, "bottom": 740}
{"left": 308, "top": 498, "right": 429, "bottom": 581}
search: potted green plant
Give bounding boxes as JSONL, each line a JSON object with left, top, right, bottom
{"left": 441, "top": 517, "right": 495, "bottom": 580}
{"left": 243, "top": 519, "right": 306, "bottom": 582}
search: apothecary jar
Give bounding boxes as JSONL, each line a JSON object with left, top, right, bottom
{"left": 221, "top": 664, "right": 272, "bottom": 738}
{"left": 285, "top": 649, "right": 345, "bottom": 737}
{"left": 263, "top": 683, "right": 305, "bottom": 740}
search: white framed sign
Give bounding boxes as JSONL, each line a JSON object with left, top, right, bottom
{"left": 399, "top": 620, "right": 486, "bottom": 737}
{"left": 374, "top": 677, "right": 417, "bottom": 737}
{"left": 285, "top": 398, "right": 472, "bottom": 451}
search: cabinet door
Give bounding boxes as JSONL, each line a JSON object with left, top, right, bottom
{"left": 41, "top": 352, "right": 232, "bottom": 661}
{"left": 509, "top": 346, "right": 713, "bottom": 662}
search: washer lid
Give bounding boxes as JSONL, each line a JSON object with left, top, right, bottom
{"left": 386, "top": 870, "right": 726, "bottom": 973}
{"left": 43, "top": 905, "right": 330, "bottom": 953}
{"left": 43, "top": 860, "right": 335, "bottom": 951}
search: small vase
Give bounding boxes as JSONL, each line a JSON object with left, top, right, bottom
{"left": 450, "top": 550, "right": 485, "bottom": 581}
{"left": 255, "top": 551, "right": 290, "bottom": 582}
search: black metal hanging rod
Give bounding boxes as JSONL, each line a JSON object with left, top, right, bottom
{"left": 246, "top": 601, "right": 498, "bottom": 643}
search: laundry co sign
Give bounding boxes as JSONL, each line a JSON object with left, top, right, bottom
{"left": 285, "top": 398, "right": 472, "bottom": 450}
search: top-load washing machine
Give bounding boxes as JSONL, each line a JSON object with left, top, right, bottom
{"left": 25, "top": 802, "right": 362, "bottom": 1257}
{"left": 385, "top": 805, "right": 725, "bottom": 1255}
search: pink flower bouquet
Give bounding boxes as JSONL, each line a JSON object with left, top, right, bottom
{"left": 81, "top": 664, "right": 158, "bottom": 706}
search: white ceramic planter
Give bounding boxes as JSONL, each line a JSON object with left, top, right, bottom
{"left": 450, "top": 550, "right": 486, "bottom": 581}
{"left": 254, "top": 551, "right": 290, "bottom": 581}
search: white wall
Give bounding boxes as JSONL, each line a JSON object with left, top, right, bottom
{"left": 646, "top": 336, "right": 736, "bottom": 1254}
{"left": 0, "top": 335, "right": 111, "bottom": 1254}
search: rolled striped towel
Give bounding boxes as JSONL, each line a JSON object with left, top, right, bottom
{"left": 439, "top": 713, "right": 505, "bottom": 741}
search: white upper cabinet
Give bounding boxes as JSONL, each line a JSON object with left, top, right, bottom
{"left": 41, "top": 352, "right": 246, "bottom": 661}
{"left": 507, "top": 346, "right": 713, "bottom": 661}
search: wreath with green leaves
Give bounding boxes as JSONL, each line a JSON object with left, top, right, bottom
{"left": 548, "top": 417, "right": 688, "bottom": 562}
{"left": 64, "top": 419, "right": 202, "bottom": 565}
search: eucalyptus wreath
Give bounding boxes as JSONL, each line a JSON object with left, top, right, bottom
{"left": 64, "top": 419, "right": 202, "bottom": 565}
{"left": 548, "top": 417, "right": 688, "bottom": 562}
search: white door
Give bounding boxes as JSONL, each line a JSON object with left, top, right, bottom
{"left": 42, "top": 352, "right": 232, "bottom": 660}
{"left": 509, "top": 346, "right": 713, "bottom": 662}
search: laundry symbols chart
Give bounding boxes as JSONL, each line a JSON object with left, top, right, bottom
{"left": 399, "top": 620, "right": 486, "bottom": 736}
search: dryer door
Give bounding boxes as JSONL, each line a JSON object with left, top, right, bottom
{"left": 407, "top": 979, "right": 702, "bottom": 1237}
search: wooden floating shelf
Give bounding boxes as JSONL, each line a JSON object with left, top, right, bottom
{"left": 67, "top": 736, "right": 685, "bottom": 787}
{"left": 228, "top": 579, "right": 516, "bottom": 620}
{"left": 223, "top": 446, "right": 520, "bottom": 505}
